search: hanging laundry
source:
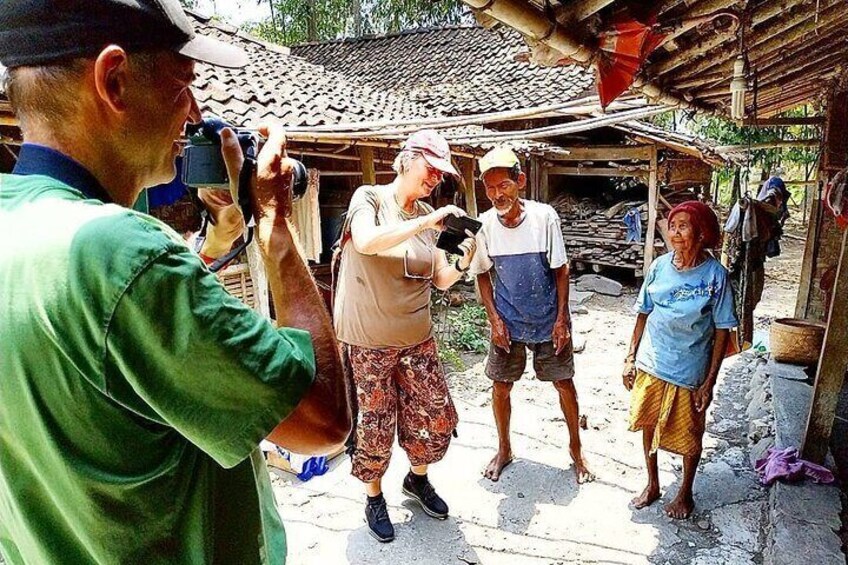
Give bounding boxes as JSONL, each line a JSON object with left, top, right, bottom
{"left": 290, "top": 168, "right": 323, "bottom": 262}
{"left": 622, "top": 207, "right": 642, "bottom": 242}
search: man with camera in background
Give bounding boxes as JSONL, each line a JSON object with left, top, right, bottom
{"left": 0, "top": 1, "right": 351, "bottom": 563}
{"left": 469, "top": 147, "right": 594, "bottom": 485}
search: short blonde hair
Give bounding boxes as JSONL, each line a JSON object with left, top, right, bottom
{"left": 392, "top": 150, "right": 418, "bottom": 175}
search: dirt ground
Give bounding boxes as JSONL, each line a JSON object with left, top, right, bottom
{"left": 271, "top": 231, "right": 804, "bottom": 564}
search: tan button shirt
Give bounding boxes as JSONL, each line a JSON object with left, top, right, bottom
{"left": 334, "top": 184, "right": 437, "bottom": 348}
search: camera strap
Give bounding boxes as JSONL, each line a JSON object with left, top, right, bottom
{"left": 207, "top": 156, "right": 256, "bottom": 273}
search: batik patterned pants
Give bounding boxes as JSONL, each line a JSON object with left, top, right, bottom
{"left": 345, "top": 337, "right": 458, "bottom": 482}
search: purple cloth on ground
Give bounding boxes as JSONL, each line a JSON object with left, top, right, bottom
{"left": 754, "top": 446, "right": 835, "bottom": 486}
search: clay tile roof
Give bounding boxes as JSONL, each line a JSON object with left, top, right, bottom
{"left": 189, "top": 12, "right": 434, "bottom": 128}
{"left": 292, "top": 25, "right": 597, "bottom": 116}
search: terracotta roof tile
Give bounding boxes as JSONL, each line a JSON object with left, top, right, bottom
{"left": 293, "top": 26, "right": 596, "bottom": 116}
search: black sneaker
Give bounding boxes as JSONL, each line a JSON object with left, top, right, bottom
{"left": 365, "top": 494, "right": 395, "bottom": 543}
{"left": 402, "top": 471, "right": 449, "bottom": 519}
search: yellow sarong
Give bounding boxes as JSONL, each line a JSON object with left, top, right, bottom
{"left": 628, "top": 370, "right": 705, "bottom": 457}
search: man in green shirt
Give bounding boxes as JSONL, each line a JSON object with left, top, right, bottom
{"left": 0, "top": 1, "right": 351, "bottom": 563}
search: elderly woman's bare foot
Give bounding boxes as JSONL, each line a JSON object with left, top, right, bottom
{"left": 664, "top": 492, "right": 695, "bottom": 519}
{"left": 631, "top": 485, "right": 661, "bottom": 508}
{"left": 569, "top": 446, "right": 595, "bottom": 484}
{"left": 483, "top": 451, "right": 513, "bottom": 482}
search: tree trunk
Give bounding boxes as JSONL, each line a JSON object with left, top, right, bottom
{"left": 352, "top": 0, "right": 362, "bottom": 36}
{"left": 307, "top": 0, "right": 318, "bottom": 42}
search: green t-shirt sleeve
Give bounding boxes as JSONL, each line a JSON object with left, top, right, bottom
{"left": 103, "top": 247, "right": 316, "bottom": 469}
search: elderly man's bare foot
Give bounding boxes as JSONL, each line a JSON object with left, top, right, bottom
{"left": 483, "top": 451, "right": 513, "bottom": 482}
{"left": 664, "top": 492, "right": 695, "bottom": 519}
{"left": 569, "top": 446, "right": 595, "bottom": 483}
{"left": 631, "top": 485, "right": 661, "bottom": 509}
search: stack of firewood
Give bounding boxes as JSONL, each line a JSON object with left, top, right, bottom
{"left": 550, "top": 194, "right": 659, "bottom": 271}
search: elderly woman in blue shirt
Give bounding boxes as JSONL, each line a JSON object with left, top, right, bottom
{"left": 623, "top": 201, "right": 738, "bottom": 520}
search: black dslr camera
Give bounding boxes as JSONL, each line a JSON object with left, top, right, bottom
{"left": 181, "top": 115, "right": 308, "bottom": 197}
{"left": 181, "top": 116, "right": 309, "bottom": 272}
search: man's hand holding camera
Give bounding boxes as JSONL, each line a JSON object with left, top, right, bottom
{"left": 196, "top": 122, "right": 298, "bottom": 258}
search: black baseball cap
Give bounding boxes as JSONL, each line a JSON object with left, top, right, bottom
{"left": 0, "top": 0, "right": 248, "bottom": 69}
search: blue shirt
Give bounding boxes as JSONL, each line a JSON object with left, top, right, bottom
{"left": 13, "top": 143, "right": 112, "bottom": 202}
{"left": 634, "top": 253, "right": 738, "bottom": 389}
{"left": 469, "top": 200, "right": 568, "bottom": 343}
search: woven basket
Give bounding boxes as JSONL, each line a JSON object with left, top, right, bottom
{"left": 770, "top": 318, "right": 826, "bottom": 365}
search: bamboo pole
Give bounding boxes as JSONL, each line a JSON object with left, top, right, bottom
{"left": 359, "top": 147, "right": 376, "bottom": 185}
{"left": 460, "top": 0, "right": 703, "bottom": 112}
{"left": 802, "top": 228, "right": 848, "bottom": 464}
{"left": 461, "top": 157, "right": 478, "bottom": 218}
{"left": 563, "top": 0, "right": 615, "bottom": 21}
{"left": 447, "top": 106, "right": 671, "bottom": 143}
{"left": 653, "top": 0, "right": 806, "bottom": 77}
{"left": 672, "top": 3, "right": 846, "bottom": 82}
{"left": 282, "top": 96, "right": 608, "bottom": 134}
{"left": 643, "top": 146, "right": 659, "bottom": 273}
{"left": 715, "top": 139, "right": 820, "bottom": 152}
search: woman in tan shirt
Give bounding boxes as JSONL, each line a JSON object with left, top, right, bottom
{"left": 334, "top": 130, "right": 476, "bottom": 543}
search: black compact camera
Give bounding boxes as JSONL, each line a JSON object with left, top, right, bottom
{"left": 436, "top": 214, "right": 482, "bottom": 255}
{"left": 181, "top": 115, "right": 308, "bottom": 199}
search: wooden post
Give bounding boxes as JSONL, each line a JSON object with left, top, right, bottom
{"left": 462, "top": 157, "right": 478, "bottom": 218}
{"left": 795, "top": 182, "right": 822, "bottom": 319}
{"left": 359, "top": 146, "right": 376, "bottom": 185}
{"left": 540, "top": 165, "right": 550, "bottom": 203}
{"left": 643, "top": 146, "right": 659, "bottom": 273}
{"left": 802, "top": 228, "right": 848, "bottom": 464}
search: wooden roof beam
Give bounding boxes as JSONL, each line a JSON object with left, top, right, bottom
{"left": 461, "top": 0, "right": 703, "bottom": 111}
{"left": 658, "top": 0, "right": 739, "bottom": 43}
{"left": 673, "top": 4, "right": 847, "bottom": 83}
{"left": 742, "top": 116, "right": 825, "bottom": 127}
{"left": 653, "top": 0, "right": 808, "bottom": 77}
{"left": 562, "top": 0, "right": 616, "bottom": 22}
{"left": 546, "top": 145, "right": 654, "bottom": 161}
{"left": 751, "top": 25, "right": 847, "bottom": 75}
{"left": 694, "top": 48, "right": 848, "bottom": 98}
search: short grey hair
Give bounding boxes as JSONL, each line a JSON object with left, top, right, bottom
{"left": 392, "top": 149, "right": 418, "bottom": 175}
{"left": 5, "top": 50, "right": 162, "bottom": 135}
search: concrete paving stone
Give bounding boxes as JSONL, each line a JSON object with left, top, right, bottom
{"left": 691, "top": 545, "right": 756, "bottom": 564}
{"left": 769, "top": 513, "right": 844, "bottom": 565}
{"left": 693, "top": 460, "right": 757, "bottom": 511}
{"left": 569, "top": 289, "right": 594, "bottom": 305}
{"left": 771, "top": 482, "right": 841, "bottom": 529}
{"left": 750, "top": 436, "right": 775, "bottom": 467}
{"left": 771, "top": 375, "right": 814, "bottom": 448}
{"left": 711, "top": 500, "right": 766, "bottom": 551}
{"left": 764, "top": 358, "right": 810, "bottom": 382}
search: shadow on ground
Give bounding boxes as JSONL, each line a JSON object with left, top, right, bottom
{"left": 478, "top": 459, "right": 578, "bottom": 535}
{"left": 629, "top": 354, "right": 768, "bottom": 564}
{"left": 345, "top": 504, "right": 480, "bottom": 565}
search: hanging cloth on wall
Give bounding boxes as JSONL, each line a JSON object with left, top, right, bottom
{"left": 290, "top": 168, "right": 323, "bottom": 262}
{"left": 824, "top": 167, "right": 848, "bottom": 230}
{"left": 622, "top": 207, "right": 643, "bottom": 242}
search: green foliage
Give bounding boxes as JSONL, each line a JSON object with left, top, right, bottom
{"left": 443, "top": 303, "right": 489, "bottom": 353}
{"left": 433, "top": 301, "right": 489, "bottom": 371}
{"left": 245, "top": 0, "right": 468, "bottom": 45}
{"left": 437, "top": 343, "right": 466, "bottom": 371}
{"left": 654, "top": 106, "right": 820, "bottom": 206}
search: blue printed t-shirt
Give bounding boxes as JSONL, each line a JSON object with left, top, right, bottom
{"left": 0, "top": 172, "right": 315, "bottom": 565}
{"left": 634, "top": 253, "right": 739, "bottom": 389}
{"left": 469, "top": 200, "right": 568, "bottom": 343}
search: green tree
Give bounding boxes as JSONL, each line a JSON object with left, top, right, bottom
{"left": 245, "top": 0, "right": 468, "bottom": 45}
{"left": 649, "top": 106, "right": 820, "bottom": 206}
